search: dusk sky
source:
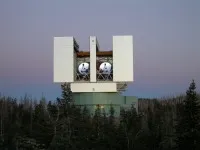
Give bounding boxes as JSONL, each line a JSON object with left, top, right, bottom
{"left": 0, "top": 0, "right": 200, "bottom": 100}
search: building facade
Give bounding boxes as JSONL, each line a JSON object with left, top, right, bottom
{"left": 53, "top": 36, "right": 137, "bottom": 116}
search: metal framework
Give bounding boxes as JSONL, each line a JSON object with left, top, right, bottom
{"left": 117, "top": 83, "right": 128, "bottom": 91}
{"left": 96, "top": 56, "right": 113, "bottom": 81}
{"left": 74, "top": 51, "right": 127, "bottom": 91}
{"left": 75, "top": 53, "right": 114, "bottom": 82}
{"left": 76, "top": 57, "right": 90, "bottom": 81}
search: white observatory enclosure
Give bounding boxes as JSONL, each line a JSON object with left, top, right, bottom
{"left": 53, "top": 35, "right": 134, "bottom": 93}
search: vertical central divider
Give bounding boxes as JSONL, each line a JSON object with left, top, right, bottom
{"left": 90, "top": 36, "right": 97, "bottom": 82}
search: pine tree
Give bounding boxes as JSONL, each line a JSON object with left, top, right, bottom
{"left": 55, "top": 83, "right": 74, "bottom": 149}
{"left": 175, "top": 80, "right": 200, "bottom": 150}
{"left": 90, "top": 105, "right": 106, "bottom": 149}
{"left": 109, "top": 104, "right": 115, "bottom": 125}
{"left": 77, "top": 105, "right": 92, "bottom": 149}
{"left": 102, "top": 104, "right": 117, "bottom": 149}
{"left": 57, "top": 82, "right": 73, "bottom": 108}
{"left": 92, "top": 105, "right": 102, "bottom": 140}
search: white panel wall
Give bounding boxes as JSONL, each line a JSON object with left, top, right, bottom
{"left": 90, "top": 36, "right": 97, "bottom": 82}
{"left": 54, "top": 37, "right": 74, "bottom": 82}
{"left": 113, "top": 36, "right": 134, "bottom": 82}
{"left": 71, "top": 83, "right": 117, "bottom": 92}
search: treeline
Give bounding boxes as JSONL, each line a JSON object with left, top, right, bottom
{"left": 0, "top": 80, "right": 200, "bottom": 150}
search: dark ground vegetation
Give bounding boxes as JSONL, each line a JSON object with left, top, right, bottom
{"left": 0, "top": 80, "right": 200, "bottom": 150}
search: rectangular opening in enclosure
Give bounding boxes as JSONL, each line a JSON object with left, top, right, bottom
{"left": 96, "top": 50, "right": 113, "bottom": 82}
{"left": 75, "top": 49, "right": 90, "bottom": 82}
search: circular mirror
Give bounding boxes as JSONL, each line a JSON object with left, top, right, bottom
{"left": 78, "top": 62, "right": 89, "bottom": 75}
{"left": 99, "top": 62, "right": 112, "bottom": 75}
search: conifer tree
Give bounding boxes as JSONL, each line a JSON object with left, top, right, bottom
{"left": 57, "top": 83, "right": 73, "bottom": 108}
{"left": 104, "top": 104, "right": 118, "bottom": 149}
{"left": 52, "top": 83, "right": 74, "bottom": 149}
{"left": 175, "top": 80, "right": 200, "bottom": 150}
{"left": 92, "top": 104, "right": 102, "bottom": 139}
{"left": 109, "top": 104, "right": 115, "bottom": 125}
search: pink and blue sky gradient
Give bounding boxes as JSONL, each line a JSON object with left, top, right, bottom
{"left": 0, "top": 0, "right": 200, "bottom": 100}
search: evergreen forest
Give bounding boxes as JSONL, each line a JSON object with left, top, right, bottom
{"left": 0, "top": 80, "right": 200, "bottom": 150}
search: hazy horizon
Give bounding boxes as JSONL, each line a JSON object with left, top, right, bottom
{"left": 1, "top": 0, "right": 200, "bottom": 100}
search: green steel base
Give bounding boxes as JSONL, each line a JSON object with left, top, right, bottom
{"left": 73, "top": 92, "right": 138, "bottom": 117}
